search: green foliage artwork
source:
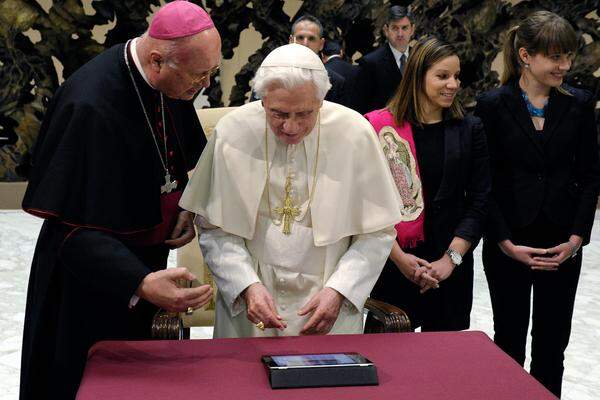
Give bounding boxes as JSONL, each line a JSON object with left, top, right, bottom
{"left": 1, "top": 0, "right": 598, "bottom": 181}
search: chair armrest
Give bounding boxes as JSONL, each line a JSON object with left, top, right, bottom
{"left": 363, "top": 297, "right": 412, "bottom": 333}
{"left": 151, "top": 310, "right": 185, "bottom": 340}
{"left": 152, "top": 297, "right": 412, "bottom": 339}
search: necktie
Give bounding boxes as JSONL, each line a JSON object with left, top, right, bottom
{"left": 399, "top": 54, "right": 406, "bottom": 74}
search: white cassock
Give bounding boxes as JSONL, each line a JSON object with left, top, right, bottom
{"left": 180, "top": 100, "right": 402, "bottom": 338}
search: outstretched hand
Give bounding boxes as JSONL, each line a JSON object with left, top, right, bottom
{"left": 135, "top": 267, "right": 212, "bottom": 312}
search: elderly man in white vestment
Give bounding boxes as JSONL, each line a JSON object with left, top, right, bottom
{"left": 180, "top": 43, "right": 402, "bottom": 338}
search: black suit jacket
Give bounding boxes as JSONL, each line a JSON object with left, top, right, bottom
{"left": 325, "top": 56, "right": 356, "bottom": 81}
{"left": 474, "top": 83, "right": 600, "bottom": 244}
{"left": 422, "top": 115, "right": 491, "bottom": 254}
{"left": 324, "top": 67, "right": 347, "bottom": 106}
{"left": 353, "top": 44, "right": 402, "bottom": 114}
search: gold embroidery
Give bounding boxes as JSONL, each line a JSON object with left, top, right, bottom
{"left": 264, "top": 114, "right": 321, "bottom": 235}
{"left": 273, "top": 176, "right": 302, "bottom": 234}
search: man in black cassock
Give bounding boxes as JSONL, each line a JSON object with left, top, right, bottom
{"left": 19, "top": 2, "right": 221, "bottom": 399}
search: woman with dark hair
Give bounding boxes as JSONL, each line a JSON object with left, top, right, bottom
{"left": 365, "top": 37, "right": 490, "bottom": 332}
{"left": 475, "top": 11, "right": 600, "bottom": 397}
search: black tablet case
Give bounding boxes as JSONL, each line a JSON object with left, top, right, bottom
{"left": 265, "top": 363, "right": 379, "bottom": 389}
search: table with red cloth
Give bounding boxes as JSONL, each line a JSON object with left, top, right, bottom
{"left": 76, "top": 331, "right": 556, "bottom": 400}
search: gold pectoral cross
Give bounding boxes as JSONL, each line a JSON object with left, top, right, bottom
{"left": 274, "top": 176, "right": 301, "bottom": 235}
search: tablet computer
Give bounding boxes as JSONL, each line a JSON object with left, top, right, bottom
{"left": 262, "top": 352, "right": 373, "bottom": 369}
{"left": 261, "top": 352, "right": 378, "bottom": 388}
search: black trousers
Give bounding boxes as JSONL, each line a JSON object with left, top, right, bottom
{"left": 482, "top": 216, "right": 582, "bottom": 398}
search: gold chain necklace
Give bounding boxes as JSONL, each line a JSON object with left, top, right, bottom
{"left": 264, "top": 114, "right": 320, "bottom": 234}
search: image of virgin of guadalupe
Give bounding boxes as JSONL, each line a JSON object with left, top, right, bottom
{"left": 379, "top": 128, "right": 423, "bottom": 222}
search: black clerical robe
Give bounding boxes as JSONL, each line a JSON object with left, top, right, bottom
{"left": 20, "top": 42, "right": 206, "bottom": 400}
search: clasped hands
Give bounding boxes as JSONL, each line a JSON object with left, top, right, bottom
{"left": 242, "top": 282, "right": 344, "bottom": 335}
{"left": 393, "top": 252, "right": 454, "bottom": 294}
{"left": 499, "top": 236, "right": 582, "bottom": 271}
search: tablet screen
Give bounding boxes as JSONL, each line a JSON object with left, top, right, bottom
{"left": 271, "top": 353, "right": 361, "bottom": 367}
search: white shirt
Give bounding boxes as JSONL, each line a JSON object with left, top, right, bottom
{"left": 388, "top": 43, "right": 409, "bottom": 71}
{"left": 324, "top": 54, "right": 342, "bottom": 64}
{"left": 130, "top": 37, "right": 154, "bottom": 88}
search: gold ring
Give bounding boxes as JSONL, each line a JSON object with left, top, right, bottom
{"left": 255, "top": 321, "right": 265, "bottom": 330}
{"left": 186, "top": 307, "right": 194, "bottom": 315}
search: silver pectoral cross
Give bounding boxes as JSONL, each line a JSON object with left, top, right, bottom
{"left": 161, "top": 173, "right": 178, "bottom": 194}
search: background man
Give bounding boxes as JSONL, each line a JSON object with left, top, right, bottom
{"left": 321, "top": 39, "right": 355, "bottom": 82}
{"left": 353, "top": 5, "right": 415, "bottom": 114}
{"left": 19, "top": 2, "right": 221, "bottom": 399}
{"left": 180, "top": 43, "right": 402, "bottom": 338}
{"left": 290, "top": 14, "right": 347, "bottom": 106}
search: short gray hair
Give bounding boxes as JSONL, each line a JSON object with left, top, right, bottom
{"left": 291, "top": 14, "right": 324, "bottom": 38}
{"left": 142, "top": 31, "right": 192, "bottom": 66}
{"left": 251, "top": 66, "right": 331, "bottom": 101}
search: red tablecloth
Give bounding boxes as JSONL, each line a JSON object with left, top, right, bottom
{"left": 76, "top": 331, "right": 556, "bottom": 400}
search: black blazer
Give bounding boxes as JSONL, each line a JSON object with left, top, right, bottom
{"left": 353, "top": 44, "right": 402, "bottom": 114}
{"left": 325, "top": 56, "right": 356, "bottom": 82}
{"left": 322, "top": 68, "right": 345, "bottom": 105}
{"left": 421, "top": 115, "right": 491, "bottom": 254}
{"left": 474, "top": 83, "right": 600, "bottom": 244}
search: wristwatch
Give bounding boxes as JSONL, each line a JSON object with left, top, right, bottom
{"left": 568, "top": 241, "right": 580, "bottom": 258}
{"left": 446, "top": 248, "right": 463, "bottom": 267}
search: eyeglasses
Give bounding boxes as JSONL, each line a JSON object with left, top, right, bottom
{"left": 166, "top": 62, "right": 220, "bottom": 85}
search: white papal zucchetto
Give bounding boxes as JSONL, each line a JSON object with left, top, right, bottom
{"left": 259, "top": 43, "right": 326, "bottom": 71}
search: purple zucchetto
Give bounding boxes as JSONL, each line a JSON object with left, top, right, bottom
{"left": 148, "top": 0, "right": 214, "bottom": 40}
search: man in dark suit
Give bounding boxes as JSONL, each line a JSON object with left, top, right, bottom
{"left": 322, "top": 39, "right": 358, "bottom": 107}
{"left": 353, "top": 6, "right": 415, "bottom": 114}
{"left": 322, "top": 39, "right": 355, "bottom": 81}
{"left": 290, "top": 14, "right": 347, "bottom": 106}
